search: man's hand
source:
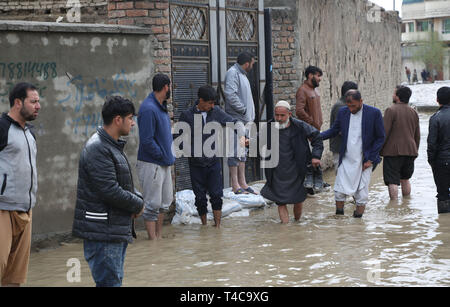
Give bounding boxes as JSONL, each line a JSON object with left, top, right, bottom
{"left": 132, "top": 207, "right": 145, "bottom": 219}
{"left": 363, "top": 160, "right": 373, "bottom": 171}
{"left": 311, "top": 158, "right": 321, "bottom": 168}
{"left": 239, "top": 136, "right": 249, "bottom": 148}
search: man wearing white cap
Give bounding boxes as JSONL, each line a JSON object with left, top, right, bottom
{"left": 261, "top": 101, "right": 323, "bottom": 223}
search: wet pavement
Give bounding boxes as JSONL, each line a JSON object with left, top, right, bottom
{"left": 25, "top": 112, "right": 450, "bottom": 287}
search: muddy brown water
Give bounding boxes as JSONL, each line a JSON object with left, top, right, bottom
{"left": 25, "top": 113, "right": 450, "bottom": 286}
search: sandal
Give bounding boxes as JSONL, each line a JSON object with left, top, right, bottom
{"left": 244, "top": 187, "right": 258, "bottom": 195}
{"left": 233, "top": 188, "right": 248, "bottom": 195}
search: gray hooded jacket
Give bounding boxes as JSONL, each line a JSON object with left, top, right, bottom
{"left": 224, "top": 63, "right": 255, "bottom": 124}
{"left": 0, "top": 113, "right": 37, "bottom": 212}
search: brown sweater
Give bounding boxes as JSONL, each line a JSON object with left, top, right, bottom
{"left": 295, "top": 82, "right": 323, "bottom": 130}
{"left": 380, "top": 103, "right": 420, "bottom": 157}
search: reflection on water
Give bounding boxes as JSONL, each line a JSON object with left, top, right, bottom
{"left": 26, "top": 113, "right": 450, "bottom": 287}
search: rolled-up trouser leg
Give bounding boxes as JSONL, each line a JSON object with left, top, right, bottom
{"left": 137, "top": 161, "right": 173, "bottom": 222}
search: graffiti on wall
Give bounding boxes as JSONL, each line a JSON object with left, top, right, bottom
{"left": 0, "top": 61, "right": 139, "bottom": 137}
{"left": 58, "top": 69, "right": 138, "bottom": 136}
{"left": 0, "top": 61, "right": 57, "bottom": 104}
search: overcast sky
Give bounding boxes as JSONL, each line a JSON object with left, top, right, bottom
{"left": 370, "top": 0, "right": 404, "bottom": 16}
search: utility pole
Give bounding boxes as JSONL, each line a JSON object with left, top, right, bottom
{"left": 393, "top": 0, "right": 396, "bottom": 11}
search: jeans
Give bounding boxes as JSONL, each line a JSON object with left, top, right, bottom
{"left": 84, "top": 240, "right": 128, "bottom": 287}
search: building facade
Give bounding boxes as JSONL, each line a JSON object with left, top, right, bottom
{"left": 401, "top": 0, "right": 450, "bottom": 82}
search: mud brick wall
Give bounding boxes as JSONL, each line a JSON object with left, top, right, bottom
{"left": 267, "top": 0, "right": 402, "bottom": 168}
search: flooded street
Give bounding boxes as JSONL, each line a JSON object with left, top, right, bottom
{"left": 26, "top": 112, "right": 450, "bottom": 287}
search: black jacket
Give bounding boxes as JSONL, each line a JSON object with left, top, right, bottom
{"left": 428, "top": 105, "right": 450, "bottom": 166}
{"left": 178, "top": 102, "right": 240, "bottom": 167}
{"left": 263, "top": 117, "right": 323, "bottom": 187}
{"left": 72, "top": 127, "right": 144, "bottom": 243}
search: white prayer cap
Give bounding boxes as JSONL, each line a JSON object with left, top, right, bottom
{"left": 275, "top": 100, "right": 291, "bottom": 111}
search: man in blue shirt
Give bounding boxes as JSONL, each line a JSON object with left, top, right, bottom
{"left": 321, "top": 90, "right": 385, "bottom": 218}
{"left": 137, "top": 74, "right": 175, "bottom": 240}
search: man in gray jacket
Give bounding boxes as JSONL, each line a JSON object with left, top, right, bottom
{"left": 224, "top": 51, "right": 256, "bottom": 194}
{"left": 0, "top": 82, "right": 40, "bottom": 286}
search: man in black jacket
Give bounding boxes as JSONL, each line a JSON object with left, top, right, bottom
{"left": 260, "top": 101, "right": 323, "bottom": 223}
{"left": 428, "top": 86, "right": 450, "bottom": 213}
{"left": 72, "top": 96, "right": 144, "bottom": 287}
{"left": 177, "top": 85, "right": 242, "bottom": 228}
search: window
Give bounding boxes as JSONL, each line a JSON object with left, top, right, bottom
{"left": 408, "top": 22, "right": 414, "bottom": 33}
{"left": 444, "top": 19, "right": 450, "bottom": 34}
{"left": 402, "top": 23, "right": 406, "bottom": 33}
{"left": 417, "top": 20, "right": 432, "bottom": 32}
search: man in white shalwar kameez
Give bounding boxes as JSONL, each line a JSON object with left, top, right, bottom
{"left": 321, "top": 90, "right": 385, "bottom": 218}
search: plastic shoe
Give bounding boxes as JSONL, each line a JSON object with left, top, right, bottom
{"left": 313, "top": 167, "right": 323, "bottom": 193}
{"left": 304, "top": 166, "right": 314, "bottom": 189}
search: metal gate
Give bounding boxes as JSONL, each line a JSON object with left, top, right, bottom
{"left": 222, "top": 0, "right": 265, "bottom": 184}
{"left": 170, "top": 0, "right": 214, "bottom": 191}
{"left": 170, "top": 0, "right": 265, "bottom": 191}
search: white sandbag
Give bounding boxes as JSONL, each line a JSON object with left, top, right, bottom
{"left": 215, "top": 200, "right": 242, "bottom": 217}
{"left": 171, "top": 212, "right": 199, "bottom": 225}
{"left": 175, "top": 190, "right": 197, "bottom": 216}
{"left": 228, "top": 209, "right": 250, "bottom": 218}
{"left": 223, "top": 188, "right": 266, "bottom": 209}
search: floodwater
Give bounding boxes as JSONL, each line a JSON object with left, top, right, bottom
{"left": 26, "top": 113, "right": 450, "bottom": 287}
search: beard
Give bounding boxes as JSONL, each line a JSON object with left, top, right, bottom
{"left": 312, "top": 77, "right": 319, "bottom": 88}
{"left": 20, "top": 105, "right": 37, "bottom": 121}
{"left": 274, "top": 119, "right": 289, "bottom": 130}
{"left": 165, "top": 89, "right": 171, "bottom": 100}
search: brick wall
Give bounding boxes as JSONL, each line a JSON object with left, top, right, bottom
{"left": 107, "top": 0, "right": 171, "bottom": 75}
{"left": 271, "top": 8, "right": 299, "bottom": 105}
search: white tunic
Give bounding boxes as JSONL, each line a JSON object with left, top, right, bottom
{"left": 334, "top": 106, "right": 372, "bottom": 196}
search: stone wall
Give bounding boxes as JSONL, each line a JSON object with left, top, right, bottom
{"left": 0, "top": 0, "right": 108, "bottom": 23}
{"left": 267, "top": 0, "right": 402, "bottom": 168}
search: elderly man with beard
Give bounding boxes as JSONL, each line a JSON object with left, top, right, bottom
{"left": 261, "top": 101, "right": 323, "bottom": 223}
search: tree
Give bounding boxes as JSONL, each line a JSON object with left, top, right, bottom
{"left": 413, "top": 31, "right": 445, "bottom": 75}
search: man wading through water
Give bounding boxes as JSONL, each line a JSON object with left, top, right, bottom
{"left": 178, "top": 85, "right": 244, "bottom": 227}
{"left": 136, "top": 74, "right": 175, "bottom": 240}
{"left": 261, "top": 101, "right": 323, "bottom": 223}
{"left": 321, "top": 90, "right": 385, "bottom": 218}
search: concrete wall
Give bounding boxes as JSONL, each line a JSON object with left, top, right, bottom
{"left": 0, "top": 0, "right": 108, "bottom": 23}
{"left": 0, "top": 21, "right": 154, "bottom": 239}
{"left": 266, "top": 0, "right": 402, "bottom": 168}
